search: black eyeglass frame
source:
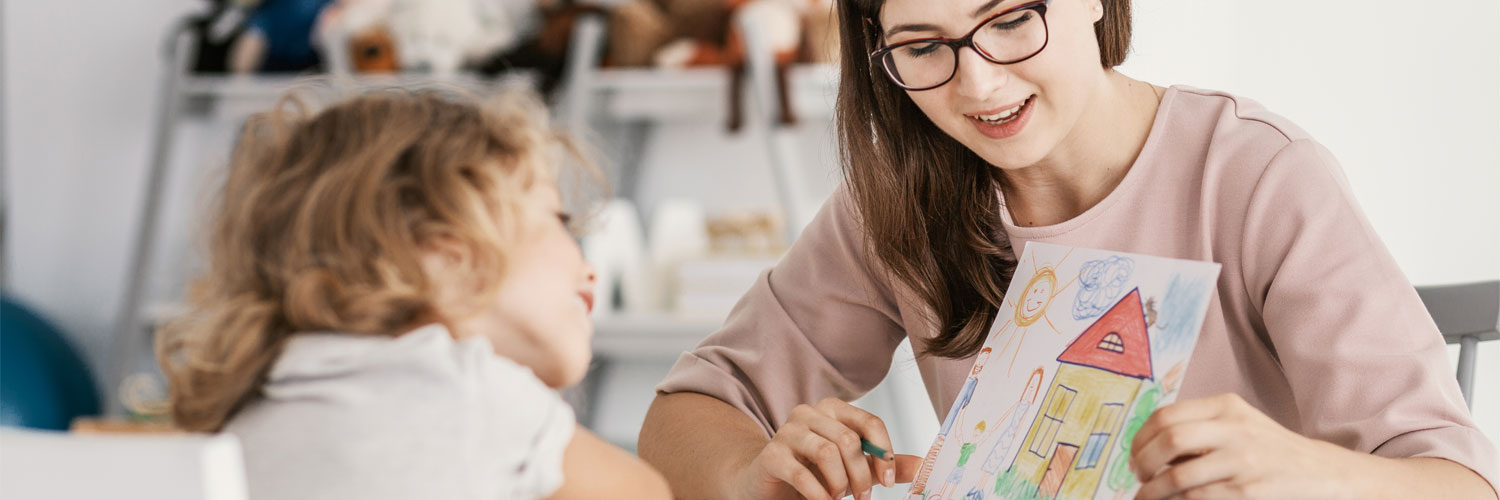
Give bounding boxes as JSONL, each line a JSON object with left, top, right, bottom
{"left": 870, "top": 0, "right": 1052, "bottom": 91}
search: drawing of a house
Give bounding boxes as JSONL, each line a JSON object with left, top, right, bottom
{"left": 1008, "top": 288, "right": 1153, "bottom": 499}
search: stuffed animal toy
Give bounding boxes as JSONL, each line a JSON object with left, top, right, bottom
{"left": 228, "top": 0, "right": 335, "bottom": 73}
{"left": 347, "top": 25, "right": 399, "bottom": 72}
{"left": 316, "top": 0, "right": 541, "bottom": 74}
{"left": 605, "top": 0, "right": 838, "bottom": 131}
{"left": 473, "top": 1, "right": 605, "bottom": 99}
{"left": 605, "top": 0, "right": 730, "bottom": 68}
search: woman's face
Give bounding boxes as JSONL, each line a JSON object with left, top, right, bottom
{"left": 878, "top": 0, "right": 1107, "bottom": 170}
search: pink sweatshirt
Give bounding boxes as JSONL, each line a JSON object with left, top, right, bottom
{"left": 655, "top": 86, "right": 1498, "bottom": 489}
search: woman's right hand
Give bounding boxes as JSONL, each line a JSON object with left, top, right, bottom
{"left": 732, "top": 398, "right": 922, "bottom": 500}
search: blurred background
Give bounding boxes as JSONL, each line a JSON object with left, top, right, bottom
{"left": 1, "top": 0, "right": 1496, "bottom": 498}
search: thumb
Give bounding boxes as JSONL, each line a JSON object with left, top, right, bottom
{"left": 892, "top": 454, "right": 923, "bottom": 484}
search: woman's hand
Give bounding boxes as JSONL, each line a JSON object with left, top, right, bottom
{"left": 732, "top": 398, "right": 921, "bottom": 500}
{"left": 1130, "top": 393, "right": 1372, "bottom": 499}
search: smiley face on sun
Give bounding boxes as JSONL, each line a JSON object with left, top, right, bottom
{"left": 1016, "top": 268, "right": 1058, "bottom": 327}
{"left": 990, "top": 249, "right": 1079, "bottom": 375}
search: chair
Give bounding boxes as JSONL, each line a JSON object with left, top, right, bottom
{"left": 0, "top": 428, "right": 248, "bottom": 500}
{"left": 1415, "top": 281, "right": 1500, "bottom": 409}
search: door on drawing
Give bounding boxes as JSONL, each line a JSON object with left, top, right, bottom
{"left": 1038, "top": 443, "right": 1079, "bottom": 498}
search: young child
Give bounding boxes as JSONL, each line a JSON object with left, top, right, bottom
{"left": 156, "top": 88, "right": 671, "bottom": 500}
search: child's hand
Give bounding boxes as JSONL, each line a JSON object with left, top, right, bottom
{"left": 1128, "top": 393, "right": 1368, "bottom": 500}
{"left": 733, "top": 398, "right": 921, "bottom": 500}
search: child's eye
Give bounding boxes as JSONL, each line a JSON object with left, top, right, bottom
{"left": 557, "top": 212, "right": 572, "bottom": 226}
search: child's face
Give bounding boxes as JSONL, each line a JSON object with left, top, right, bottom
{"left": 450, "top": 182, "right": 597, "bottom": 388}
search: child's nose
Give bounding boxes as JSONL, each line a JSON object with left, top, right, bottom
{"left": 583, "top": 262, "right": 598, "bottom": 284}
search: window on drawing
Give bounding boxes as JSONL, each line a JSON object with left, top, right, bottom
{"left": 1028, "top": 385, "right": 1078, "bottom": 457}
{"left": 1076, "top": 403, "right": 1124, "bottom": 469}
{"left": 1098, "top": 332, "right": 1125, "bottom": 353}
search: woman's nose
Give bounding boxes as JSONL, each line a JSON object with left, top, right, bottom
{"left": 952, "top": 46, "right": 1009, "bottom": 100}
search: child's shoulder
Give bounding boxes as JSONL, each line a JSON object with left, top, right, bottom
{"left": 268, "top": 324, "right": 561, "bottom": 406}
{"left": 230, "top": 324, "right": 578, "bottom": 499}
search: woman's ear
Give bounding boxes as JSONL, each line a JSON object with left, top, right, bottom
{"left": 1089, "top": 0, "right": 1105, "bottom": 23}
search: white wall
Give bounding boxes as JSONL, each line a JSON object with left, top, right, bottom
{"left": 1, "top": 0, "right": 1495, "bottom": 468}
{"left": 2, "top": 0, "right": 196, "bottom": 392}
{"left": 1119, "top": 0, "right": 1500, "bottom": 445}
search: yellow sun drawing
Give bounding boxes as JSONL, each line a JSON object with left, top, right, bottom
{"left": 991, "top": 247, "right": 1079, "bottom": 375}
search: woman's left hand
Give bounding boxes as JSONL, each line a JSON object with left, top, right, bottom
{"left": 1129, "top": 393, "right": 1373, "bottom": 500}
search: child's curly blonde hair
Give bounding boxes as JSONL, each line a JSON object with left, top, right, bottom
{"left": 157, "top": 87, "right": 593, "bottom": 432}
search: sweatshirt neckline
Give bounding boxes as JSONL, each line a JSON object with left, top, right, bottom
{"left": 996, "top": 85, "right": 1180, "bottom": 240}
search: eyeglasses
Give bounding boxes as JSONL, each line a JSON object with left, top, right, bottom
{"left": 870, "top": 0, "right": 1051, "bottom": 91}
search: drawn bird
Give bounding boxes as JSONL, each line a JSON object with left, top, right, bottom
{"left": 1144, "top": 297, "right": 1159, "bottom": 327}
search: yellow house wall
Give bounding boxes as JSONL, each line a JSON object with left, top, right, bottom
{"left": 1011, "top": 363, "right": 1144, "bottom": 499}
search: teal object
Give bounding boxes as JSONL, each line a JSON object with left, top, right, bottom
{"left": 0, "top": 297, "right": 101, "bottom": 430}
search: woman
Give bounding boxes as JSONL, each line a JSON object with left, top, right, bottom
{"left": 637, "top": 0, "right": 1499, "bottom": 499}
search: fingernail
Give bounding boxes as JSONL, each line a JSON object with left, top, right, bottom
{"left": 885, "top": 468, "right": 895, "bottom": 486}
{"left": 860, "top": 491, "right": 871, "bottom": 500}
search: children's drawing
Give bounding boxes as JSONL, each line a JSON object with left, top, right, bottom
{"left": 908, "top": 243, "right": 1220, "bottom": 500}
{"left": 975, "top": 367, "right": 1044, "bottom": 495}
{"left": 990, "top": 249, "right": 1080, "bottom": 376}
{"left": 1149, "top": 274, "right": 1214, "bottom": 358}
{"left": 913, "top": 347, "right": 994, "bottom": 495}
{"left": 931, "top": 420, "right": 988, "bottom": 500}
{"left": 1071, "top": 256, "right": 1134, "bottom": 321}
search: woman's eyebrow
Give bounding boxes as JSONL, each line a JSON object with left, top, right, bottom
{"left": 968, "top": 0, "right": 1006, "bottom": 18}
{"left": 883, "top": 0, "right": 1008, "bottom": 38}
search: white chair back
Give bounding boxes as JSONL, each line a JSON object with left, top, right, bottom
{"left": 0, "top": 427, "right": 247, "bottom": 500}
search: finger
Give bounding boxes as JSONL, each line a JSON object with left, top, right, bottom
{"left": 1131, "top": 395, "right": 1235, "bottom": 460}
{"left": 1131, "top": 420, "right": 1228, "bottom": 483}
{"left": 892, "top": 454, "right": 922, "bottom": 484}
{"left": 790, "top": 429, "right": 850, "bottom": 497}
{"left": 802, "top": 415, "right": 875, "bottom": 498}
{"left": 765, "top": 442, "right": 834, "bottom": 500}
{"left": 1134, "top": 448, "right": 1241, "bottom": 500}
{"left": 814, "top": 398, "right": 899, "bottom": 487}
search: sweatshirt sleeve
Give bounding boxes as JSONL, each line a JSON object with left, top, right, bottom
{"left": 1239, "top": 139, "right": 1498, "bottom": 492}
{"left": 655, "top": 186, "right": 909, "bottom": 437}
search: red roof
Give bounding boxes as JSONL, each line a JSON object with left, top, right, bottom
{"left": 1057, "top": 288, "right": 1153, "bottom": 380}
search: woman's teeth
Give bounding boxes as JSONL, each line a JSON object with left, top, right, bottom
{"left": 969, "top": 97, "right": 1031, "bottom": 125}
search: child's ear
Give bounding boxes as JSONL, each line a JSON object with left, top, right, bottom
{"left": 419, "top": 236, "right": 482, "bottom": 313}
{"left": 420, "top": 236, "right": 471, "bottom": 275}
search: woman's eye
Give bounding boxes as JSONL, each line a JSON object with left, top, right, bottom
{"left": 903, "top": 43, "right": 943, "bottom": 57}
{"left": 990, "top": 11, "right": 1033, "bottom": 31}
{"left": 557, "top": 212, "right": 572, "bottom": 226}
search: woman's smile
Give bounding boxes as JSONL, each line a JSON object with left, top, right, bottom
{"left": 966, "top": 94, "right": 1037, "bottom": 139}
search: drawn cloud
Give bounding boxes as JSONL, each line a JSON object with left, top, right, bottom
{"left": 1071, "top": 256, "right": 1135, "bottom": 320}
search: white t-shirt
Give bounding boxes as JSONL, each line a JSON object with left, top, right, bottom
{"left": 225, "top": 324, "right": 576, "bottom": 500}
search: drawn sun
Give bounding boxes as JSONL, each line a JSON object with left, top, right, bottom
{"left": 991, "top": 248, "right": 1079, "bottom": 375}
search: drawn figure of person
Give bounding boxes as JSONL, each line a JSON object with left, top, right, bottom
{"left": 912, "top": 347, "right": 993, "bottom": 494}
{"left": 980, "top": 367, "right": 1045, "bottom": 494}
{"left": 931, "top": 420, "right": 987, "bottom": 500}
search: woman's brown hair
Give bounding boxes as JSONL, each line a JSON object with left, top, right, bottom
{"left": 157, "top": 87, "right": 583, "bottom": 432}
{"left": 834, "top": 0, "right": 1132, "bottom": 359}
